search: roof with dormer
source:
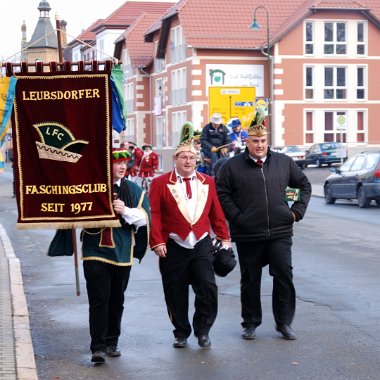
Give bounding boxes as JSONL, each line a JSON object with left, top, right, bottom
{"left": 147, "top": 0, "right": 380, "bottom": 55}
{"left": 90, "top": 1, "right": 176, "bottom": 33}
{"left": 115, "top": 13, "right": 161, "bottom": 68}
{"left": 66, "top": 19, "right": 103, "bottom": 48}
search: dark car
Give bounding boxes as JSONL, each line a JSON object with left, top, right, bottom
{"left": 323, "top": 151, "right": 380, "bottom": 208}
{"left": 305, "top": 142, "right": 347, "bottom": 167}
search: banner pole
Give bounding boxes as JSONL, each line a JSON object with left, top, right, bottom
{"left": 71, "top": 228, "right": 80, "bottom": 296}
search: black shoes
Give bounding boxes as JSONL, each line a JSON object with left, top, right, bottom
{"left": 106, "top": 345, "right": 121, "bottom": 357}
{"left": 173, "top": 335, "right": 211, "bottom": 348}
{"left": 198, "top": 334, "right": 211, "bottom": 348}
{"left": 173, "top": 337, "right": 188, "bottom": 348}
{"left": 91, "top": 351, "right": 106, "bottom": 364}
{"left": 276, "top": 325, "right": 297, "bottom": 340}
{"left": 242, "top": 327, "right": 256, "bottom": 340}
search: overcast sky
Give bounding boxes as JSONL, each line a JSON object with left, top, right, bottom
{"left": 0, "top": 0, "right": 169, "bottom": 61}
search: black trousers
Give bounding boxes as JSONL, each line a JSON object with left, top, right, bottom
{"left": 236, "top": 237, "right": 295, "bottom": 329}
{"left": 83, "top": 260, "right": 131, "bottom": 352}
{"left": 159, "top": 236, "right": 217, "bottom": 339}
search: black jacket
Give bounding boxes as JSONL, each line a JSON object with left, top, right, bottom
{"left": 216, "top": 148, "right": 311, "bottom": 242}
{"left": 200, "top": 122, "right": 231, "bottom": 153}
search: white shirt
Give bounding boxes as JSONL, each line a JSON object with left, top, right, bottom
{"left": 249, "top": 155, "right": 267, "bottom": 164}
{"left": 168, "top": 171, "right": 207, "bottom": 249}
{"left": 114, "top": 179, "right": 147, "bottom": 229}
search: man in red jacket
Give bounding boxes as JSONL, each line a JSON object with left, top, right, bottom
{"left": 149, "top": 132, "right": 231, "bottom": 349}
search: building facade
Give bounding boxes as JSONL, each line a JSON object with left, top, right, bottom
{"left": 20, "top": 0, "right": 380, "bottom": 173}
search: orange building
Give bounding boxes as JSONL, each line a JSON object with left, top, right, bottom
{"left": 109, "top": 0, "right": 380, "bottom": 172}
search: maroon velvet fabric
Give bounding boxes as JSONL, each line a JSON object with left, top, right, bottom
{"left": 12, "top": 70, "right": 118, "bottom": 229}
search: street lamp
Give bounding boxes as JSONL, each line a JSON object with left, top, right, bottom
{"left": 249, "top": 6, "right": 271, "bottom": 137}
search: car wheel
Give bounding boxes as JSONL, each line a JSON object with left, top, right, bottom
{"left": 324, "top": 184, "right": 336, "bottom": 204}
{"left": 357, "top": 186, "right": 370, "bottom": 208}
{"left": 316, "top": 159, "right": 322, "bottom": 167}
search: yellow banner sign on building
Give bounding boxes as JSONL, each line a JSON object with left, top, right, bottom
{"left": 208, "top": 86, "right": 256, "bottom": 128}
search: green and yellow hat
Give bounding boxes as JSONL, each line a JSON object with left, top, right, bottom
{"left": 248, "top": 105, "right": 268, "bottom": 136}
{"left": 175, "top": 121, "right": 198, "bottom": 156}
{"left": 112, "top": 148, "right": 131, "bottom": 162}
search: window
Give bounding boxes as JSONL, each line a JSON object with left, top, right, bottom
{"left": 305, "top": 111, "right": 314, "bottom": 144}
{"left": 324, "top": 67, "right": 346, "bottom": 100}
{"left": 171, "top": 68, "right": 187, "bottom": 105}
{"left": 357, "top": 67, "right": 365, "bottom": 100}
{"left": 125, "top": 118, "right": 135, "bottom": 142}
{"left": 305, "top": 66, "right": 314, "bottom": 99}
{"left": 122, "top": 50, "right": 132, "bottom": 79}
{"left": 124, "top": 82, "right": 135, "bottom": 114}
{"left": 154, "top": 78, "right": 164, "bottom": 116}
{"left": 170, "top": 26, "right": 186, "bottom": 63}
{"left": 357, "top": 22, "right": 365, "bottom": 55}
{"left": 351, "top": 155, "right": 365, "bottom": 172}
{"left": 172, "top": 111, "right": 187, "bottom": 146}
{"left": 154, "top": 42, "right": 165, "bottom": 72}
{"left": 357, "top": 111, "right": 365, "bottom": 143}
{"left": 324, "top": 111, "right": 346, "bottom": 142}
{"left": 155, "top": 116, "right": 164, "bottom": 148}
{"left": 305, "top": 21, "right": 314, "bottom": 54}
{"left": 324, "top": 22, "right": 346, "bottom": 54}
{"left": 98, "top": 39, "right": 105, "bottom": 60}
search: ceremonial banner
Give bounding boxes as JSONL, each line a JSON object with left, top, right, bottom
{"left": 12, "top": 71, "right": 120, "bottom": 229}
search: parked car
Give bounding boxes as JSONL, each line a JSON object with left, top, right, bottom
{"left": 305, "top": 142, "right": 347, "bottom": 167}
{"left": 323, "top": 151, "right": 380, "bottom": 208}
{"left": 272, "top": 145, "right": 307, "bottom": 169}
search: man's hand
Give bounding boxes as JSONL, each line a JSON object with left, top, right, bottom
{"left": 220, "top": 147, "right": 228, "bottom": 156}
{"left": 154, "top": 244, "right": 167, "bottom": 258}
{"left": 113, "top": 199, "right": 125, "bottom": 215}
{"left": 211, "top": 146, "right": 218, "bottom": 153}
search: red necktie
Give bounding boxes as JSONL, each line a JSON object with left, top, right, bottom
{"left": 183, "top": 178, "right": 192, "bottom": 199}
{"left": 257, "top": 159, "right": 263, "bottom": 168}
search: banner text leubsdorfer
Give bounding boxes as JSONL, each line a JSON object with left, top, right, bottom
{"left": 22, "top": 88, "right": 100, "bottom": 101}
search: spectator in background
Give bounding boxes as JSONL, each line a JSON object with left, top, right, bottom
{"left": 228, "top": 118, "right": 248, "bottom": 155}
{"left": 137, "top": 144, "right": 158, "bottom": 179}
{"left": 200, "top": 113, "right": 231, "bottom": 175}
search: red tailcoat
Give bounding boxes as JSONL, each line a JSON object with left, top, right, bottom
{"left": 138, "top": 151, "right": 158, "bottom": 178}
{"left": 149, "top": 170, "right": 230, "bottom": 249}
{"left": 128, "top": 147, "right": 144, "bottom": 177}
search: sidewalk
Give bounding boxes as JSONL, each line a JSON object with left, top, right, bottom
{"left": 0, "top": 164, "right": 38, "bottom": 380}
{"left": 0, "top": 164, "right": 323, "bottom": 380}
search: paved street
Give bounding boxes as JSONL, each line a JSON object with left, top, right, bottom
{"left": 1, "top": 164, "right": 380, "bottom": 380}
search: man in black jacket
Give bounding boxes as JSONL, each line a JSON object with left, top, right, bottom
{"left": 216, "top": 122, "right": 311, "bottom": 341}
{"left": 200, "top": 113, "right": 231, "bottom": 175}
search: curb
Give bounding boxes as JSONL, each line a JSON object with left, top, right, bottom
{"left": 0, "top": 224, "right": 38, "bottom": 380}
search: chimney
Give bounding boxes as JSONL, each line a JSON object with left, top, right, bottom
{"left": 60, "top": 20, "right": 67, "bottom": 47}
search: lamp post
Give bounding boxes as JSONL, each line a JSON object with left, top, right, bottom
{"left": 249, "top": 6, "right": 271, "bottom": 140}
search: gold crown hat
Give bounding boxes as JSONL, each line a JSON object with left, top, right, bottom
{"left": 248, "top": 105, "right": 268, "bottom": 136}
{"left": 175, "top": 121, "right": 198, "bottom": 156}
